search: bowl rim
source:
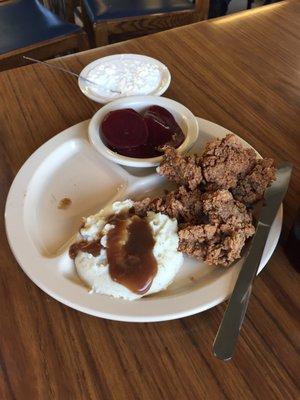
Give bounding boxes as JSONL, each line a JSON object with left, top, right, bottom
{"left": 78, "top": 54, "right": 171, "bottom": 104}
{"left": 88, "top": 95, "right": 199, "bottom": 168}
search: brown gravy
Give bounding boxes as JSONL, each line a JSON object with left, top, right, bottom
{"left": 58, "top": 197, "right": 72, "bottom": 209}
{"left": 106, "top": 215, "right": 157, "bottom": 294}
{"left": 69, "top": 239, "right": 102, "bottom": 259}
{"left": 69, "top": 211, "right": 158, "bottom": 294}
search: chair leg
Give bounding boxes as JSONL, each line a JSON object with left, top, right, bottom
{"left": 79, "top": 0, "right": 97, "bottom": 47}
{"left": 77, "top": 31, "right": 89, "bottom": 51}
{"left": 94, "top": 22, "right": 109, "bottom": 47}
{"left": 247, "top": 0, "right": 254, "bottom": 9}
{"left": 65, "top": 0, "right": 78, "bottom": 23}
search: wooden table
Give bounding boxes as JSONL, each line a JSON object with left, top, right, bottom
{"left": 1, "top": 1, "right": 299, "bottom": 399}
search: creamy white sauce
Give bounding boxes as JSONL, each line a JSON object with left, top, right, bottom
{"left": 86, "top": 59, "right": 162, "bottom": 98}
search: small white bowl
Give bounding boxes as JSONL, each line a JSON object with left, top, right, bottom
{"left": 78, "top": 54, "right": 171, "bottom": 104}
{"left": 88, "top": 96, "right": 199, "bottom": 168}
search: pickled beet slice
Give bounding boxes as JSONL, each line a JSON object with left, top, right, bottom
{"left": 144, "top": 105, "right": 185, "bottom": 148}
{"left": 117, "top": 144, "right": 161, "bottom": 158}
{"left": 101, "top": 109, "right": 148, "bottom": 149}
{"left": 144, "top": 115, "right": 173, "bottom": 147}
{"left": 145, "top": 105, "right": 178, "bottom": 130}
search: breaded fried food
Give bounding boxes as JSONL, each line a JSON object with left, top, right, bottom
{"left": 201, "top": 134, "right": 256, "bottom": 190}
{"left": 134, "top": 189, "right": 255, "bottom": 266}
{"left": 134, "top": 134, "right": 275, "bottom": 266}
{"left": 201, "top": 190, "right": 254, "bottom": 234}
{"left": 133, "top": 186, "right": 203, "bottom": 224}
{"left": 157, "top": 146, "right": 202, "bottom": 190}
{"left": 232, "top": 158, "right": 276, "bottom": 204}
{"left": 157, "top": 135, "right": 275, "bottom": 205}
{"left": 178, "top": 190, "right": 255, "bottom": 266}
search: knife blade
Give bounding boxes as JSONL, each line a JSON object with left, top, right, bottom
{"left": 213, "top": 163, "right": 292, "bottom": 361}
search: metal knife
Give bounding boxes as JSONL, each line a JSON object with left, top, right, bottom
{"left": 213, "top": 163, "right": 292, "bottom": 361}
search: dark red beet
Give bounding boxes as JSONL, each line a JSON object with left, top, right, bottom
{"left": 144, "top": 114, "right": 173, "bottom": 147}
{"left": 101, "top": 109, "right": 148, "bottom": 149}
{"left": 145, "top": 105, "right": 178, "bottom": 130}
{"left": 101, "top": 106, "right": 185, "bottom": 158}
{"left": 117, "top": 144, "right": 161, "bottom": 158}
{"left": 144, "top": 105, "right": 185, "bottom": 148}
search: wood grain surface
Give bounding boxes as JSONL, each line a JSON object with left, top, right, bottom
{"left": 1, "top": 1, "right": 300, "bottom": 399}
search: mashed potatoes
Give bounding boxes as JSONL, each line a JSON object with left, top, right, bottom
{"left": 74, "top": 200, "right": 183, "bottom": 300}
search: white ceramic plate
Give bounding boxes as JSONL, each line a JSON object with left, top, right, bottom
{"left": 78, "top": 54, "right": 171, "bottom": 104}
{"left": 5, "top": 118, "right": 282, "bottom": 322}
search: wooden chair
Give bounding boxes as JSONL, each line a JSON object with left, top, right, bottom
{"left": 0, "top": 0, "right": 89, "bottom": 71}
{"left": 78, "top": 0, "right": 209, "bottom": 47}
{"left": 247, "top": 0, "right": 277, "bottom": 9}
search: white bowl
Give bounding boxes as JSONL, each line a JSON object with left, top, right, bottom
{"left": 88, "top": 96, "right": 199, "bottom": 168}
{"left": 78, "top": 54, "right": 171, "bottom": 104}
